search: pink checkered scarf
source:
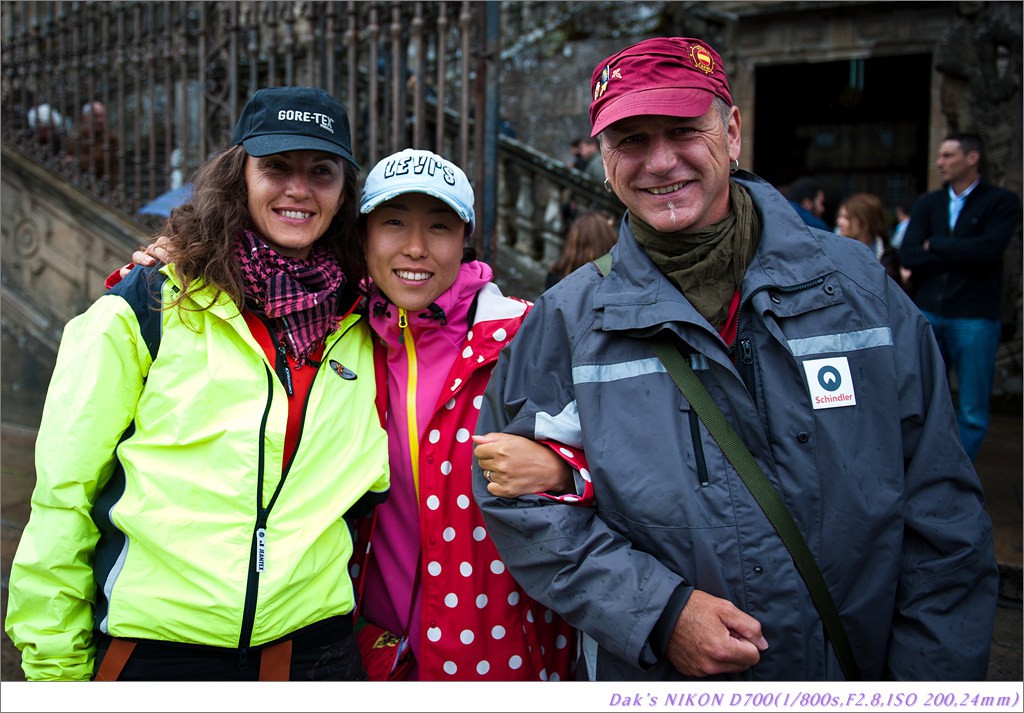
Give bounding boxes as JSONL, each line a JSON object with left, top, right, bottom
{"left": 235, "top": 228, "right": 345, "bottom": 364}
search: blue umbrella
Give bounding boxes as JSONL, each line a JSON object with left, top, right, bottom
{"left": 137, "top": 183, "right": 193, "bottom": 218}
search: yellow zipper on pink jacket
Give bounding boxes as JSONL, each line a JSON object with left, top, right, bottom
{"left": 398, "top": 307, "right": 421, "bottom": 503}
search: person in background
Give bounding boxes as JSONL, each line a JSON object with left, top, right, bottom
{"left": 890, "top": 195, "right": 917, "bottom": 288}
{"left": 785, "top": 176, "right": 829, "bottom": 230}
{"left": 546, "top": 208, "right": 618, "bottom": 289}
{"left": 899, "top": 132, "right": 1022, "bottom": 462}
{"left": 66, "top": 100, "right": 120, "bottom": 184}
{"left": 835, "top": 192, "right": 904, "bottom": 288}
{"left": 889, "top": 195, "right": 915, "bottom": 250}
{"left": 351, "top": 148, "right": 577, "bottom": 681}
{"left": 569, "top": 137, "right": 587, "bottom": 172}
{"left": 578, "top": 136, "right": 604, "bottom": 183}
{"left": 561, "top": 137, "right": 587, "bottom": 226}
{"left": 26, "top": 103, "right": 64, "bottom": 154}
{"left": 4, "top": 86, "right": 390, "bottom": 681}
{"left": 474, "top": 36, "right": 998, "bottom": 681}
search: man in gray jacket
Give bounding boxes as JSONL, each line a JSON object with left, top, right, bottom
{"left": 473, "top": 36, "right": 997, "bottom": 680}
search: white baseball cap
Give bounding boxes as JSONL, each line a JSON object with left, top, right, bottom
{"left": 359, "top": 149, "right": 475, "bottom": 235}
{"left": 27, "top": 104, "right": 63, "bottom": 129}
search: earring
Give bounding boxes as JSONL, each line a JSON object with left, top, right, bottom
{"left": 603, "top": 178, "right": 612, "bottom": 193}
{"left": 730, "top": 159, "right": 739, "bottom": 173}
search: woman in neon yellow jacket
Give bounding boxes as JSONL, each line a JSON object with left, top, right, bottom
{"left": 4, "top": 87, "right": 389, "bottom": 681}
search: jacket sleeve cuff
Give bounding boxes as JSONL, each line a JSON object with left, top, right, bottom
{"left": 104, "top": 263, "right": 131, "bottom": 290}
{"left": 535, "top": 439, "right": 595, "bottom": 505}
{"left": 649, "top": 582, "right": 691, "bottom": 657}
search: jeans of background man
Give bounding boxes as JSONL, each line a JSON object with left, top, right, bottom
{"left": 921, "top": 309, "right": 1002, "bottom": 461}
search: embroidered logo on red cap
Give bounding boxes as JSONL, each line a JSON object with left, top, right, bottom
{"left": 593, "top": 66, "right": 624, "bottom": 101}
{"left": 690, "top": 44, "right": 715, "bottom": 74}
{"left": 594, "top": 66, "right": 610, "bottom": 101}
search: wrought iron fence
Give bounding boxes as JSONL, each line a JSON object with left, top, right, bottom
{"left": 1, "top": 0, "right": 621, "bottom": 275}
{"left": 3, "top": 2, "right": 490, "bottom": 219}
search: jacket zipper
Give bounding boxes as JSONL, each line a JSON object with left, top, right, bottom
{"left": 255, "top": 312, "right": 295, "bottom": 396}
{"left": 731, "top": 275, "right": 825, "bottom": 395}
{"left": 738, "top": 338, "right": 755, "bottom": 395}
{"left": 235, "top": 322, "right": 352, "bottom": 668}
{"left": 238, "top": 366, "right": 276, "bottom": 669}
{"left": 688, "top": 408, "right": 709, "bottom": 487}
{"left": 398, "top": 307, "right": 422, "bottom": 503}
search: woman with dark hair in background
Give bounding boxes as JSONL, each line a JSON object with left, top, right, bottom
{"left": 836, "top": 192, "right": 906, "bottom": 290}
{"left": 546, "top": 208, "right": 618, "bottom": 289}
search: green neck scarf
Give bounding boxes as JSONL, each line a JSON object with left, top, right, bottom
{"left": 630, "top": 182, "right": 761, "bottom": 330}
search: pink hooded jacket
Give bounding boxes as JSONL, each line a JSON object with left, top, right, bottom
{"left": 354, "top": 260, "right": 576, "bottom": 681}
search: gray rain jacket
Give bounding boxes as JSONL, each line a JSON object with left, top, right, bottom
{"left": 474, "top": 171, "right": 998, "bottom": 681}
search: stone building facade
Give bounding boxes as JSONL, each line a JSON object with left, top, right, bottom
{"left": 499, "top": 0, "right": 1022, "bottom": 334}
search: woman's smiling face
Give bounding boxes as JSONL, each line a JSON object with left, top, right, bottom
{"left": 366, "top": 192, "right": 467, "bottom": 311}
{"left": 245, "top": 150, "right": 345, "bottom": 259}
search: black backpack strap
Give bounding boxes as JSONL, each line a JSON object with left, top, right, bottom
{"left": 106, "top": 263, "right": 167, "bottom": 362}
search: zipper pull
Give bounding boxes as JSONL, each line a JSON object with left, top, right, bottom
{"left": 276, "top": 345, "right": 294, "bottom": 396}
{"left": 398, "top": 308, "right": 408, "bottom": 344}
{"left": 740, "top": 339, "right": 754, "bottom": 365}
{"left": 255, "top": 508, "right": 269, "bottom": 574}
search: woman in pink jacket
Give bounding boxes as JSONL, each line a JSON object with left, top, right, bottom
{"left": 353, "top": 149, "right": 580, "bottom": 681}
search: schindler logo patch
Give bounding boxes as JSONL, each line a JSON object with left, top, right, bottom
{"left": 802, "top": 357, "right": 856, "bottom": 409}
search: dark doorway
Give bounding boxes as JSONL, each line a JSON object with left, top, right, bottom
{"left": 753, "top": 54, "right": 932, "bottom": 227}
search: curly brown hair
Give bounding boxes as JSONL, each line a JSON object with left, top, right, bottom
{"left": 156, "top": 145, "right": 365, "bottom": 311}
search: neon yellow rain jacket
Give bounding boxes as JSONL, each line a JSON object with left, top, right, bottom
{"left": 5, "top": 264, "right": 390, "bottom": 680}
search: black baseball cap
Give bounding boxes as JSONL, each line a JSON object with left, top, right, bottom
{"left": 231, "top": 86, "right": 358, "bottom": 168}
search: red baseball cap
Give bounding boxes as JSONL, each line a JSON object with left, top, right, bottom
{"left": 589, "top": 37, "right": 732, "bottom": 136}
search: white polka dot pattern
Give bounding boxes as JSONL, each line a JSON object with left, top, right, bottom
{"left": 380, "top": 295, "right": 574, "bottom": 681}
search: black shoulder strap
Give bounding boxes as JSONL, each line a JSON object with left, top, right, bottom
{"left": 106, "top": 263, "right": 167, "bottom": 362}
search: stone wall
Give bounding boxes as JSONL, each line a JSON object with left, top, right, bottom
{"left": 1, "top": 145, "right": 145, "bottom": 425}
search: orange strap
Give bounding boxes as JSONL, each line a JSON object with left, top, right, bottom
{"left": 258, "top": 639, "right": 292, "bottom": 681}
{"left": 93, "top": 638, "right": 136, "bottom": 681}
